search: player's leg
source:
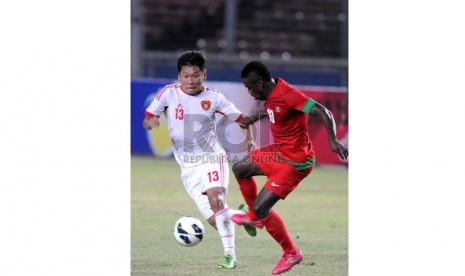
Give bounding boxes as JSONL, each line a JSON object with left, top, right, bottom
{"left": 180, "top": 166, "right": 216, "bottom": 228}
{"left": 206, "top": 215, "right": 216, "bottom": 229}
{"left": 254, "top": 188, "right": 298, "bottom": 253}
{"left": 231, "top": 161, "right": 261, "bottom": 219}
{"left": 231, "top": 148, "right": 268, "bottom": 220}
{"left": 203, "top": 156, "right": 237, "bottom": 268}
{"left": 232, "top": 158, "right": 265, "bottom": 179}
{"left": 261, "top": 165, "right": 312, "bottom": 274}
{"left": 232, "top": 162, "right": 311, "bottom": 274}
{"left": 252, "top": 188, "right": 280, "bottom": 218}
{"left": 181, "top": 162, "right": 237, "bottom": 268}
{"left": 208, "top": 189, "right": 237, "bottom": 269}
{"left": 231, "top": 184, "right": 302, "bottom": 274}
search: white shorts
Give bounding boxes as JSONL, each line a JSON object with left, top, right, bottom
{"left": 180, "top": 154, "right": 229, "bottom": 220}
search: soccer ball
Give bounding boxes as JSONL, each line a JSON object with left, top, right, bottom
{"left": 173, "top": 216, "right": 205, "bottom": 247}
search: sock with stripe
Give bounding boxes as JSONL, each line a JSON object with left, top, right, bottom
{"left": 261, "top": 210, "right": 298, "bottom": 254}
{"left": 215, "top": 207, "right": 236, "bottom": 259}
{"left": 237, "top": 178, "right": 258, "bottom": 220}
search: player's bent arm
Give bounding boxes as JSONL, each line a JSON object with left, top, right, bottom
{"left": 308, "top": 102, "right": 337, "bottom": 140}
{"left": 233, "top": 114, "right": 257, "bottom": 151}
{"left": 308, "top": 101, "right": 349, "bottom": 159}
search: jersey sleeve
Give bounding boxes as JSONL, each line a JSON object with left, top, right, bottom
{"left": 145, "top": 86, "right": 170, "bottom": 118}
{"left": 215, "top": 92, "right": 243, "bottom": 122}
{"left": 284, "top": 89, "right": 316, "bottom": 114}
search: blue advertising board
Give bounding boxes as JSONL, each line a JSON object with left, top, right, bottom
{"left": 131, "top": 79, "right": 169, "bottom": 155}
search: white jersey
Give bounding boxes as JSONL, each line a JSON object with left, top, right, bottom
{"left": 145, "top": 84, "right": 242, "bottom": 168}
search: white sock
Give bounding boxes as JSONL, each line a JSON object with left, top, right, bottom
{"left": 228, "top": 208, "right": 244, "bottom": 216}
{"left": 215, "top": 207, "right": 236, "bottom": 259}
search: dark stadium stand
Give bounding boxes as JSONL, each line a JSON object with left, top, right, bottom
{"left": 142, "top": 0, "right": 347, "bottom": 58}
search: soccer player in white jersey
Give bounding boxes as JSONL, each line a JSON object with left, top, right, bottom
{"left": 143, "top": 50, "right": 256, "bottom": 269}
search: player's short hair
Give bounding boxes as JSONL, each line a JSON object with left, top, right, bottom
{"left": 241, "top": 61, "right": 272, "bottom": 81}
{"left": 177, "top": 50, "right": 206, "bottom": 72}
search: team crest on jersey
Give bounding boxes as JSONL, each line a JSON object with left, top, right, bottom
{"left": 201, "top": 100, "right": 211, "bottom": 111}
{"left": 275, "top": 106, "right": 282, "bottom": 112}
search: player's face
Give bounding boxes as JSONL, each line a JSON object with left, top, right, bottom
{"left": 178, "top": 66, "right": 206, "bottom": 95}
{"left": 242, "top": 77, "right": 265, "bottom": 101}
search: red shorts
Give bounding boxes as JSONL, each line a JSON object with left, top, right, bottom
{"left": 249, "top": 145, "right": 313, "bottom": 199}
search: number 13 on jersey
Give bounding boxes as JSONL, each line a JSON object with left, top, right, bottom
{"left": 175, "top": 107, "right": 184, "bottom": 120}
{"left": 207, "top": 171, "right": 219, "bottom": 182}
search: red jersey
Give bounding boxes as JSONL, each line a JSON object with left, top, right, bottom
{"left": 265, "top": 78, "right": 315, "bottom": 163}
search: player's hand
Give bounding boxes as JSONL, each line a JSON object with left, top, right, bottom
{"left": 329, "top": 138, "right": 348, "bottom": 160}
{"left": 143, "top": 116, "right": 160, "bottom": 130}
{"left": 239, "top": 116, "right": 254, "bottom": 129}
{"left": 247, "top": 141, "right": 257, "bottom": 152}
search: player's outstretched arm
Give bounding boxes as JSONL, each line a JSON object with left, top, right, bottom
{"left": 142, "top": 116, "right": 160, "bottom": 130}
{"left": 309, "top": 102, "right": 348, "bottom": 160}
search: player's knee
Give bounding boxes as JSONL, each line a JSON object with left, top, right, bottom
{"left": 232, "top": 162, "right": 248, "bottom": 178}
{"left": 212, "top": 197, "right": 225, "bottom": 210}
{"left": 231, "top": 162, "right": 241, "bottom": 177}
{"left": 208, "top": 192, "right": 225, "bottom": 212}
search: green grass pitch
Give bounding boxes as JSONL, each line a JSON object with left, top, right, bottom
{"left": 131, "top": 155, "right": 348, "bottom": 275}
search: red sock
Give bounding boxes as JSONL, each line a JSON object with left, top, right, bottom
{"left": 237, "top": 178, "right": 258, "bottom": 220}
{"left": 261, "top": 210, "right": 298, "bottom": 254}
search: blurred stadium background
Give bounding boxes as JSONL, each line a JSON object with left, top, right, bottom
{"left": 130, "top": 0, "right": 348, "bottom": 165}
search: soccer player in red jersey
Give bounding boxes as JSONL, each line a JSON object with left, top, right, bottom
{"left": 231, "top": 61, "right": 348, "bottom": 275}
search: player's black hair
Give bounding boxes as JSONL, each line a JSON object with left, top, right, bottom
{"left": 240, "top": 61, "right": 273, "bottom": 81}
{"left": 177, "top": 50, "right": 206, "bottom": 72}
